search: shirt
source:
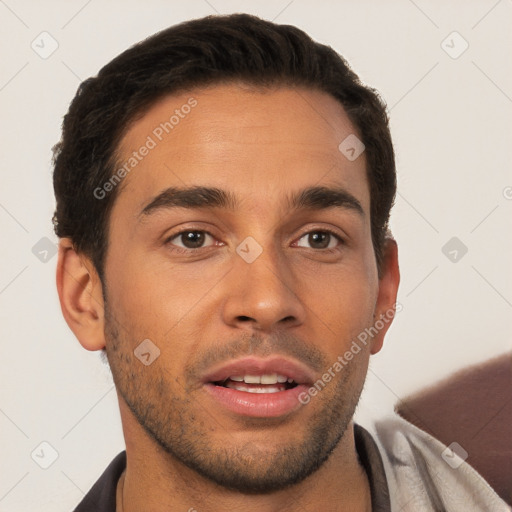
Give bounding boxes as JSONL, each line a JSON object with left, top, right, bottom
{"left": 73, "top": 415, "right": 511, "bottom": 511}
{"left": 73, "top": 423, "right": 391, "bottom": 511}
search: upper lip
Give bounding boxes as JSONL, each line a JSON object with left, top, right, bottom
{"left": 202, "top": 356, "right": 316, "bottom": 385}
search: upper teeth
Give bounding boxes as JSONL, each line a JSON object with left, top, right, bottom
{"left": 229, "top": 374, "right": 292, "bottom": 384}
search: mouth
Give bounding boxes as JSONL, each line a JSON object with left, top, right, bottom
{"left": 214, "top": 373, "right": 298, "bottom": 393}
{"left": 202, "top": 357, "right": 314, "bottom": 418}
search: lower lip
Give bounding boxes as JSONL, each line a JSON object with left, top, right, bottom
{"left": 204, "top": 383, "right": 309, "bottom": 418}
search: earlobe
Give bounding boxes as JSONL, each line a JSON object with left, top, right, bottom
{"left": 56, "top": 238, "right": 106, "bottom": 351}
{"left": 370, "top": 238, "right": 400, "bottom": 355}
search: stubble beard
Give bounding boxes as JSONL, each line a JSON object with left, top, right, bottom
{"left": 104, "top": 303, "right": 366, "bottom": 494}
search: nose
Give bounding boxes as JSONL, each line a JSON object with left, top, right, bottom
{"left": 221, "top": 242, "right": 306, "bottom": 332}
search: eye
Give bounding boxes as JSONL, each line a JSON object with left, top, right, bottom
{"left": 295, "top": 230, "right": 343, "bottom": 250}
{"left": 166, "top": 230, "right": 216, "bottom": 250}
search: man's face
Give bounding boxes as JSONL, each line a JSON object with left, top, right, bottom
{"left": 102, "top": 84, "right": 387, "bottom": 492}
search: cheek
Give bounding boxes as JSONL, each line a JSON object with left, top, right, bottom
{"left": 105, "top": 252, "right": 222, "bottom": 367}
{"left": 107, "top": 247, "right": 199, "bottom": 315}
{"left": 303, "top": 265, "right": 377, "bottom": 349}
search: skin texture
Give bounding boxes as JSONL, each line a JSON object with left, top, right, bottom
{"left": 57, "top": 83, "right": 400, "bottom": 512}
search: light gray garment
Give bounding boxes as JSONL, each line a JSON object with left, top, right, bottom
{"left": 369, "top": 414, "right": 511, "bottom": 511}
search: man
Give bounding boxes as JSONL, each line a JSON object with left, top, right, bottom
{"left": 53, "top": 13, "right": 508, "bottom": 512}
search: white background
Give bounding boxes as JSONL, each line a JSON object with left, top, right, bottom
{"left": 0, "top": 1, "right": 511, "bottom": 510}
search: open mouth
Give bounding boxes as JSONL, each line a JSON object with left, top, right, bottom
{"left": 214, "top": 374, "right": 299, "bottom": 394}
{"left": 202, "top": 357, "right": 314, "bottom": 417}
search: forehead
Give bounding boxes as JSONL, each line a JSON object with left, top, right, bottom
{"left": 114, "top": 83, "right": 369, "bottom": 216}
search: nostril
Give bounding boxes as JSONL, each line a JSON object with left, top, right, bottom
{"left": 237, "top": 315, "right": 252, "bottom": 322}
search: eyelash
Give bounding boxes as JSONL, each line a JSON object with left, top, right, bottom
{"left": 164, "top": 228, "right": 345, "bottom": 254}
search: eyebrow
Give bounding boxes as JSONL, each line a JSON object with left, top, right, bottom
{"left": 138, "top": 185, "right": 364, "bottom": 219}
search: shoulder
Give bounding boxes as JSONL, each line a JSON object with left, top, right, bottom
{"left": 368, "top": 414, "right": 510, "bottom": 512}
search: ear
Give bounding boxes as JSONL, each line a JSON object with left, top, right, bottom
{"left": 56, "top": 238, "right": 106, "bottom": 351}
{"left": 370, "top": 238, "right": 400, "bottom": 355}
